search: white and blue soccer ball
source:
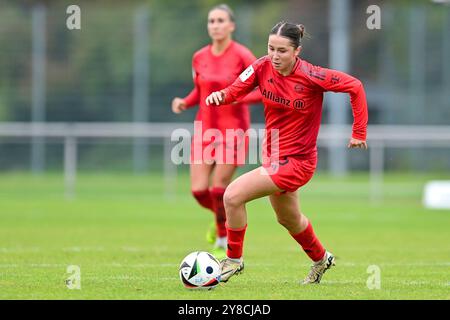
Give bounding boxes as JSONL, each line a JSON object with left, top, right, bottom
{"left": 179, "top": 251, "right": 221, "bottom": 290}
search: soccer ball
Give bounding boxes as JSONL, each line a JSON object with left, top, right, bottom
{"left": 179, "top": 251, "right": 221, "bottom": 290}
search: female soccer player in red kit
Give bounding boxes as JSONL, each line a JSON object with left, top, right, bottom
{"left": 171, "top": 4, "right": 261, "bottom": 258}
{"left": 206, "top": 21, "right": 368, "bottom": 284}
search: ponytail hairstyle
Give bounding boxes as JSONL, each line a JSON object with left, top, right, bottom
{"left": 270, "top": 21, "right": 308, "bottom": 48}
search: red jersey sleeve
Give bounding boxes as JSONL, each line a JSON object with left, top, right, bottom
{"left": 233, "top": 48, "right": 262, "bottom": 105}
{"left": 236, "top": 89, "right": 262, "bottom": 105}
{"left": 307, "top": 66, "right": 368, "bottom": 141}
{"left": 222, "top": 62, "right": 260, "bottom": 105}
{"left": 182, "top": 60, "right": 200, "bottom": 108}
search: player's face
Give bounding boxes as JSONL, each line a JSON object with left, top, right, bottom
{"left": 268, "top": 35, "right": 301, "bottom": 74}
{"left": 207, "top": 9, "right": 235, "bottom": 42}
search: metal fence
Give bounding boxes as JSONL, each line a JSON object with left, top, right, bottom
{"left": 1, "top": 122, "right": 450, "bottom": 201}
{"left": 1, "top": 1, "right": 449, "bottom": 178}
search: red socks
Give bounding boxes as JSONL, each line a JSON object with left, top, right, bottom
{"left": 210, "top": 187, "right": 227, "bottom": 238}
{"left": 226, "top": 224, "right": 247, "bottom": 259}
{"left": 224, "top": 221, "right": 324, "bottom": 261}
{"left": 291, "top": 221, "right": 326, "bottom": 262}
{"left": 192, "top": 187, "right": 227, "bottom": 238}
{"left": 194, "top": 189, "right": 324, "bottom": 263}
{"left": 192, "top": 189, "right": 214, "bottom": 211}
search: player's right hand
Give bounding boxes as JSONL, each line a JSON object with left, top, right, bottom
{"left": 171, "top": 97, "right": 187, "bottom": 114}
{"left": 347, "top": 137, "right": 368, "bottom": 149}
{"left": 205, "top": 91, "right": 225, "bottom": 106}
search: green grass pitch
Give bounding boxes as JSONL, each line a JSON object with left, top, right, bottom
{"left": 0, "top": 171, "right": 449, "bottom": 299}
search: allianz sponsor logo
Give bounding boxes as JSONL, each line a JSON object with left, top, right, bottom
{"left": 262, "top": 88, "right": 291, "bottom": 107}
{"left": 262, "top": 89, "right": 305, "bottom": 110}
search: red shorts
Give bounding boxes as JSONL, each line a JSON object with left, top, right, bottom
{"left": 263, "top": 156, "right": 317, "bottom": 193}
{"left": 190, "top": 133, "right": 248, "bottom": 166}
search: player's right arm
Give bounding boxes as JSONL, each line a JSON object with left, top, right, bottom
{"left": 172, "top": 57, "right": 200, "bottom": 114}
{"left": 206, "top": 61, "right": 260, "bottom": 106}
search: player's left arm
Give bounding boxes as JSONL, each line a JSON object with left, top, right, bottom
{"left": 310, "top": 66, "right": 368, "bottom": 149}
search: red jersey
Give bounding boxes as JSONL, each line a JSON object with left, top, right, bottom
{"left": 183, "top": 41, "right": 261, "bottom": 134}
{"left": 221, "top": 56, "right": 368, "bottom": 159}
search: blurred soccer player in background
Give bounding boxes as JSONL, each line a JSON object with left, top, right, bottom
{"left": 171, "top": 4, "right": 261, "bottom": 259}
{"left": 206, "top": 21, "right": 368, "bottom": 284}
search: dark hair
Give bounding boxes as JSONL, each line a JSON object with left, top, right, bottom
{"left": 209, "top": 4, "right": 235, "bottom": 22}
{"left": 270, "top": 21, "right": 306, "bottom": 48}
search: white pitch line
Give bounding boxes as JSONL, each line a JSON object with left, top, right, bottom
{"left": 323, "top": 279, "right": 450, "bottom": 287}
{"left": 0, "top": 262, "right": 449, "bottom": 269}
{"left": 62, "top": 247, "right": 106, "bottom": 252}
{"left": 0, "top": 247, "right": 42, "bottom": 253}
{"left": 0, "top": 246, "right": 159, "bottom": 253}
{"left": 121, "top": 247, "right": 143, "bottom": 252}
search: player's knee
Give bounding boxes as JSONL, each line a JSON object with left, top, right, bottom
{"left": 276, "top": 215, "right": 289, "bottom": 228}
{"left": 223, "top": 185, "right": 242, "bottom": 209}
{"left": 276, "top": 214, "right": 297, "bottom": 230}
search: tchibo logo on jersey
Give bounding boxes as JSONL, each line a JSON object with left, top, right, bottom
{"left": 239, "top": 65, "right": 254, "bottom": 82}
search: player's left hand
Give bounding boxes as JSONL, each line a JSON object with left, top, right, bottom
{"left": 347, "top": 138, "right": 367, "bottom": 149}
